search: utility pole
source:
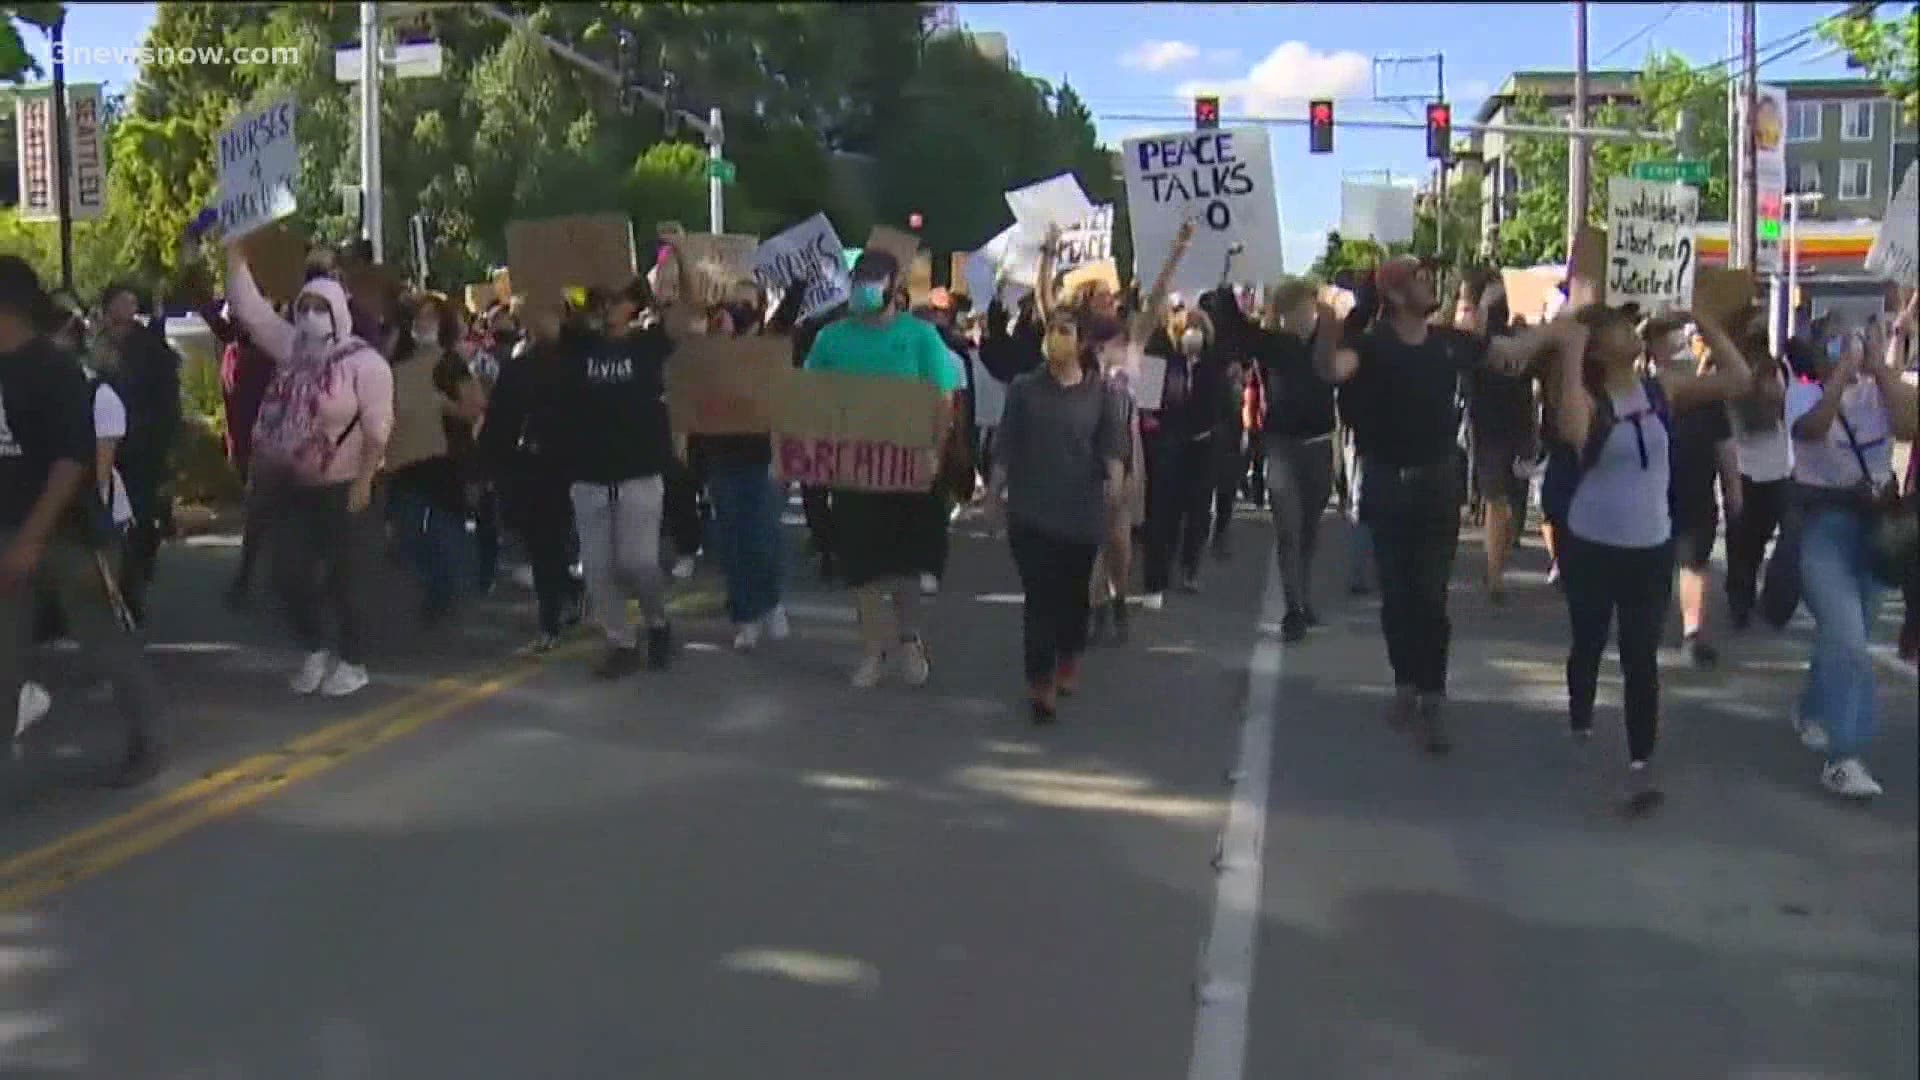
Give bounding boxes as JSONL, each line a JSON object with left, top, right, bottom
{"left": 1435, "top": 55, "right": 1447, "bottom": 264}
{"left": 1737, "top": 0, "right": 1758, "bottom": 272}
{"left": 360, "top": 0, "right": 384, "bottom": 262}
{"left": 707, "top": 106, "right": 725, "bottom": 234}
{"left": 1568, "top": 0, "right": 1589, "bottom": 259}
{"left": 49, "top": 15, "right": 75, "bottom": 292}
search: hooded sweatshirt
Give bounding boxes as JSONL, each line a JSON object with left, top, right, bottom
{"left": 227, "top": 260, "right": 394, "bottom": 487}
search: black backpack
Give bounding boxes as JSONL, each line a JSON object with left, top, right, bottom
{"left": 1541, "top": 376, "right": 1672, "bottom": 525}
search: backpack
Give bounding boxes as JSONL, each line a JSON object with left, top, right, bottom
{"left": 1541, "top": 376, "right": 1671, "bottom": 526}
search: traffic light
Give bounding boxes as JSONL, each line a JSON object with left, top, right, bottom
{"left": 1309, "top": 99, "right": 1334, "bottom": 154}
{"left": 1195, "top": 95, "right": 1220, "bottom": 130}
{"left": 1425, "top": 101, "right": 1451, "bottom": 160}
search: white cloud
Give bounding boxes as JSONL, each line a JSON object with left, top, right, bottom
{"left": 1204, "top": 48, "right": 1242, "bottom": 66}
{"left": 1122, "top": 40, "right": 1201, "bottom": 73}
{"left": 1176, "top": 41, "right": 1372, "bottom": 114}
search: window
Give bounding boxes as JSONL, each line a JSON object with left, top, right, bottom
{"left": 1793, "top": 161, "right": 1822, "bottom": 195}
{"left": 1841, "top": 101, "right": 1873, "bottom": 142}
{"left": 1839, "top": 159, "right": 1871, "bottom": 200}
{"left": 1787, "top": 100, "right": 1822, "bottom": 142}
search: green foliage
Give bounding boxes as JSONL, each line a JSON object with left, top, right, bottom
{"left": 1820, "top": 5, "right": 1920, "bottom": 117}
{"left": 1, "top": 4, "right": 61, "bottom": 84}
{"left": 1308, "top": 232, "right": 1391, "bottom": 279}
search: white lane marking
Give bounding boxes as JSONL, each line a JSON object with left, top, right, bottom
{"left": 1187, "top": 554, "right": 1285, "bottom": 1080}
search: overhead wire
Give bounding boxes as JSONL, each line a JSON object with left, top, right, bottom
{"left": 1594, "top": 2, "right": 1691, "bottom": 66}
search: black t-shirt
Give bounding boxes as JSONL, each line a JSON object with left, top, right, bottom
{"left": 554, "top": 323, "right": 674, "bottom": 484}
{"left": 1340, "top": 324, "right": 1485, "bottom": 468}
{"left": 0, "top": 337, "right": 96, "bottom": 531}
{"left": 1468, "top": 366, "right": 1536, "bottom": 453}
{"left": 1251, "top": 327, "right": 1336, "bottom": 439}
{"left": 1668, "top": 401, "right": 1731, "bottom": 524}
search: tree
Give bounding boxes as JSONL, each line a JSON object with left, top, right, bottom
{"left": 1, "top": 3, "right": 60, "bottom": 84}
{"left": 1411, "top": 181, "right": 1484, "bottom": 270}
{"left": 1819, "top": 4, "right": 1920, "bottom": 118}
{"left": 1308, "top": 231, "right": 1390, "bottom": 279}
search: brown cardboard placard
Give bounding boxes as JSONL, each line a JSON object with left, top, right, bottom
{"left": 908, "top": 253, "right": 934, "bottom": 304}
{"left": 665, "top": 334, "right": 794, "bottom": 436}
{"left": 773, "top": 369, "right": 941, "bottom": 493}
{"left": 1568, "top": 226, "right": 1607, "bottom": 307}
{"left": 949, "top": 252, "right": 971, "bottom": 295}
{"left": 677, "top": 233, "right": 762, "bottom": 306}
{"left": 506, "top": 213, "right": 637, "bottom": 307}
{"left": 465, "top": 282, "right": 496, "bottom": 314}
{"left": 1692, "top": 266, "right": 1756, "bottom": 327}
{"left": 864, "top": 225, "right": 921, "bottom": 273}
{"left": 1500, "top": 267, "right": 1561, "bottom": 327}
{"left": 238, "top": 220, "right": 308, "bottom": 306}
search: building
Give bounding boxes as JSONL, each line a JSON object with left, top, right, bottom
{"left": 1469, "top": 69, "right": 1643, "bottom": 250}
{"left": 1772, "top": 77, "right": 1918, "bottom": 221}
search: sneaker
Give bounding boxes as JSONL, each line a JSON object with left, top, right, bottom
{"left": 1416, "top": 697, "right": 1453, "bottom": 756}
{"left": 1821, "top": 758, "right": 1883, "bottom": 800}
{"left": 919, "top": 573, "right": 941, "bottom": 597}
{"left": 16, "top": 681, "right": 52, "bottom": 740}
{"left": 1546, "top": 561, "right": 1562, "bottom": 586}
{"left": 1138, "top": 592, "right": 1165, "bottom": 613}
{"left": 1055, "top": 655, "right": 1081, "bottom": 697}
{"left": 672, "top": 556, "right": 697, "bottom": 581}
{"left": 100, "top": 731, "right": 165, "bottom": 789}
{"left": 1791, "top": 706, "right": 1831, "bottom": 753}
{"left": 763, "top": 605, "right": 791, "bottom": 641}
{"left": 319, "top": 662, "right": 370, "bottom": 698}
{"left": 1570, "top": 725, "right": 1594, "bottom": 744}
{"left": 519, "top": 634, "right": 561, "bottom": 656}
{"left": 851, "top": 652, "right": 888, "bottom": 689}
{"left": 291, "top": 651, "right": 334, "bottom": 695}
{"left": 593, "top": 646, "right": 643, "bottom": 680}
{"left": 732, "top": 622, "right": 763, "bottom": 652}
{"left": 1029, "top": 679, "right": 1059, "bottom": 725}
{"left": 1279, "top": 610, "right": 1308, "bottom": 644}
{"left": 1179, "top": 571, "right": 1202, "bottom": 595}
{"left": 899, "top": 636, "right": 932, "bottom": 687}
{"left": 646, "top": 625, "right": 674, "bottom": 670}
{"left": 1685, "top": 633, "right": 1720, "bottom": 670}
{"left": 1622, "top": 760, "right": 1665, "bottom": 816}
{"left": 1729, "top": 606, "right": 1752, "bottom": 633}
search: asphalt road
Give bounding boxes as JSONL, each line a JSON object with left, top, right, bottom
{"left": 1, "top": 496, "right": 1913, "bottom": 1080}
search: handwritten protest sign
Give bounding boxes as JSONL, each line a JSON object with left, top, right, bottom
{"left": 665, "top": 335, "right": 793, "bottom": 436}
{"left": 678, "top": 233, "right": 761, "bottom": 305}
{"left": 865, "top": 225, "right": 921, "bottom": 273}
{"left": 1122, "top": 127, "right": 1282, "bottom": 296}
{"left": 1866, "top": 162, "right": 1917, "bottom": 286}
{"left": 1692, "top": 267, "right": 1756, "bottom": 328}
{"left": 506, "top": 213, "right": 637, "bottom": 308}
{"left": 1005, "top": 172, "right": 1096, "bottom": 232}
{"left": 753, "top": 213, "right": 849, "bottom": 321}
{"left": 774, "top": 370, "right": 942, "bottom": 493}
{"left": 1606, "top": 178, "right": 1697, "bottom": 313}
{"left": 1056, "top": 205, "right": 1115, "bottom": 272}
{"left": 216, "top": 94, "right": 299, "bottom": 243}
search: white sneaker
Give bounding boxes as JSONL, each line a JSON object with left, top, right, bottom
{"left": 763, "top": 605, "right": 791, "bottom": 641}
{"left": 851, "top": 652, "right": 888, "bottom": 689}
{"left": 16, "top": 681, "right": 52, "bottom": 739}
{"left": 672, "top": 556, "right": 697, "bottom": 581}
{"left": 319, "top": 662, "right": 370, "bottom": 698}
{"left": 732, "top": 622, "right": 763, "bottom": 652}
{"left": 919, "top": 573, "right": 940, "bottom": 596}
{"left": 291, "top": 651, "right": 334, "bottom": 695}
{"left": 1821, "top": 758, "right": 1883, "bottom": 799}
{"left": 899, "top": 637, "right": 932, "bottom": 687}
{"left": 1139, "top": 592, "right": 1166, "bottom": 612}
{"left": 1792, "top": 706, "right": 1831, "bottom": 752}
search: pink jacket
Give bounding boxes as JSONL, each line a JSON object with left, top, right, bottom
{"left": 228, "top": 256, "right": 393, "bottom": 486}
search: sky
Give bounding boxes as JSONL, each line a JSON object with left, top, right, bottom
{"left": 26, "top": 2, "right": 1872, "bottom": 271}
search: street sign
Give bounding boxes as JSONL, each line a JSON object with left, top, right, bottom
{"left": 1631, "top": 160, "right": 1710, "bottom": 184}
{"left": 707, "top": 158, "right": 737, "bottom": 184}
{"left": 335, "top": 40, "right": 444, "bottom": 82}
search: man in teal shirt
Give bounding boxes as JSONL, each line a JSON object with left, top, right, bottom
{"left": 805, "top": 250, "right": 961, "bottom": 689}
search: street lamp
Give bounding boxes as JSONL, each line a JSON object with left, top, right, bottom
{"left": 1781, "top": 191, "right": 1822, "bottom": 348}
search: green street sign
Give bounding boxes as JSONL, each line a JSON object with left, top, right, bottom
{"left": 1631, "top": 160, "right": 1710, "bottom": 184}
{"left": 706, "top": 158, "right": 737, "bottom": 185}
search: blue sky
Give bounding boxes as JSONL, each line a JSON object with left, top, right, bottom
{"left": 27, "top": 2, "right": 1869, "bottom": 269}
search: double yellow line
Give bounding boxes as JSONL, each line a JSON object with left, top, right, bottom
{"left": 0, "top": 644, "right": 586, "bottom": 910}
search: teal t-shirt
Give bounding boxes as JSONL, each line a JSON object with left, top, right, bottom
{"left": 804, "top": 314, "right": 964, "bottom": 393}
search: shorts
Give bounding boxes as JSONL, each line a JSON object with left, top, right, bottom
{"left": 1473, "top": 441, "right": 1530, "bottom": 510}
{"left": 1673, "top": 513, "right": 1719, "bottom": 570}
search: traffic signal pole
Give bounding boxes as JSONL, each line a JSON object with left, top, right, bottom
{"left": 1102, "top": 112, "right": 1677, "bottom": 144}
{"left": 1568, "top": 0, "right": 1589, "bottom": 260}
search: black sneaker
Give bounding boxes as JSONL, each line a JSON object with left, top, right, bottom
{"left": 593, "top": 646, "right": 643, "bottom": 680}
{"left": 1621, "top": 761, "right": 1664, "bottom": 817}
{"left": 646, "top": 625, "right": 674, "bottom": 670}
{"left": 99, "top": 732, "right": 166, "bottom": 789}
{"left": 1685, "top": 634, "right": 1720, "bottom": 670}
{"left": 1728, "top": 606, "right": 1752, "bottom": 632}
{"left": 1279, "top": 610, "right": 1308, "bottom": 643}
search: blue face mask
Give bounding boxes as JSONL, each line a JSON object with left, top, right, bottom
{"left": 850, "top": 281, "right": 888, "bottom": 315}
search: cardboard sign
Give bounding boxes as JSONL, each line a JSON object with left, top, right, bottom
{"left": 1568, "top": 225, "right": 1608, "bottom": 307}
{"left": 1692, "top": 267, "right": 1757, "bottom": 328}
{"left": 908, "top": 253, "right": 935, "bottom": 304}
{"left": 1867, "top": 162, "right": 1917, "bottom": 286}
{"left": 865, "top": 225, "right": 921, "bottom": 273}
{"left": 237, "top": 220, "right": 309, "bottom": 306}
{"left": 465, "top": 282, "right": 496, "bottom": 314}
{"left": 753, "top": 213, "right": 849, "bottom": 321}
{"left": 216, "top": 94, "right": 299, "bottom": 243}
{"left": 1122, "top": 127, "right": 1283, "bottom": 296}
{"left": 1499, "top": 267, "right": 1560, "bottom": 327}
{"left": 1606, "top": 178, "right": 1697, "bottom": 313}
{"left": 773, "top": 370, "right": 941, "bottom": 492}
{"left": 506, "top": 213, "right": 637, "bottom": 307}
{"left": 678, "top": 233, "right": 761, "bottom": 305}
{"left": 950, "top": 253, "right": 971, "bottom": 296}
{"left": 1056, "top": 205, "right": 1115, "bottom": 273}
{"left": 665, "top": 334, "right": 793, "bottom": 436}
{"left": 1005, "top": 172, "right": 1097, "bottom": 232}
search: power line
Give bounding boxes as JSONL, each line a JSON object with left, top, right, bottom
{"left": 1594, "top": 2, "right": 1689, "bottom": 66}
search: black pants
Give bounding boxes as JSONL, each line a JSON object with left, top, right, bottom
{"left": 119, "top": 474, "right": 165, "bottom": 623}
{"left": 505, "top": 474, "right": 579, "bottom": 637}
{"left": 801, "top": 485, "right": 834, "bottom": 561}
{"left": 1362, "top": 459, "right": 1462, "bottom": 696}
{"left": 269, "top": 480, "right": 366, "bottom": 664}
{"left": 1009, "top": 521, "right": 1099, "bottom": 683}
{"left": 1145, "top": 432, "right": 1217, "bottom": 592}
{"left": 1562, "top": 534, "right": 1675, "bottom": 762}
{"left": 472, "top": 484, "right": 502, "bottom": 591}
{"left": 1243, "top": 439, "right": 1267, "bottom": 506}
{"left": 1212, "top": 433, "right": 1242, "bottom": 542}
{"left": 664, "top": 456, "right": 704, "bottom": 559}
{"left": 1725, "top": 476, "right": 1789, "bottom": 623}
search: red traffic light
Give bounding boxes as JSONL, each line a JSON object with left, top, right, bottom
{"left": 1425, "top": 101, "right": 1451, "bottom": 160}
{"left": 1426, "top": 102, "right": 1451, "bottom": 127}
{"left": 908, "top": 212, "right": 924, "bottom": 230}
{"left": 1195, "top": 95, "right": 1220, "bottom": 129}
{"left": 1309, "top": 99, "right": 1334, "bottom": 154}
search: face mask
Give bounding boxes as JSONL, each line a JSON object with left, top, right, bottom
{"left": 299, "top": 310, "right": 335, "bottom": 340}
{"left": 1180, "top": 329, "right": 1205, "bottom": 355}
{"left": 849, "top": 282, "right": 887, "bottom": 315}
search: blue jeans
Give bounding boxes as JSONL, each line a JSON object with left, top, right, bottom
{"left": 387, "top": 484, "right": 472, "bottom": 613}
{"left": 708, "top": 462, "right": 785, "bottom": 625}
{"left": 1798, "top": 506, "right": 1885, "bottom": 761}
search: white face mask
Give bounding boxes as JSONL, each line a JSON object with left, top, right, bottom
{"left": 299, "top": 309, "right": 335, "bottom": 341}
{"left": 1180, "top": 329, "right": 1205, "bottom": 355}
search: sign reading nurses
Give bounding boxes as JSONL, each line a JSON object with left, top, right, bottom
{"left": 216, "top": 94, "right": 300, "bottom": 243}
{"left": 1121, "top": 127, "right": 1282, "bottom": 296}
{"left": 1605, "top": 177, "right": 1698, "bottom": 314}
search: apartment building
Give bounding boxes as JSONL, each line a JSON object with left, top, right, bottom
{"left": 1774, "top": 77, "right": 1918, "bottom": 220}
